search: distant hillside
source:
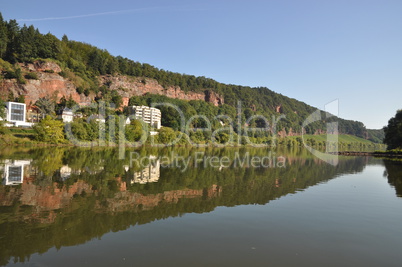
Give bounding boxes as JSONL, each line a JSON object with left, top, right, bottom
{"left": 0, "top": 13, "right": 384, "bottom": 143}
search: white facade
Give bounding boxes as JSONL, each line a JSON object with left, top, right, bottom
{"left": 3, "top": 102, "right": 33, "bottom": 127}
{"left": 59, "top": 108, "right": 74, "bottom": 123}
{"left": 2, "top": 160, "right": 31, "bottom": 185}
{"left": 132, "top": 158, "right": 160, "bottom": 184}
{"left": 130, "top": 105, "right": 161, "bottom": 129}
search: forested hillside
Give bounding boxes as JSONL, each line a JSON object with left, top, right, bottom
{"left": 0, "top": 13, "right": 384, "bottom": 142}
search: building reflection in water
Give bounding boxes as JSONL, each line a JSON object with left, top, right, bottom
{"left": 3, "top": 159, "right": 31, "bottom": 185}
{"left": 131, "top": 156, "right": 160, "bottom": 184}
{"left": 1, "top": 160, "right": 31, "bottom": 185}
{"left": 59, "top": 165, "right": 72, "bottom": 181}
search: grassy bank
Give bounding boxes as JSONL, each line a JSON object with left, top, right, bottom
{"left": 0, "top": 127, "right": 385, "bottom": 150}
{"left": 279, "top": 134, "right": 385, "bottom": 151}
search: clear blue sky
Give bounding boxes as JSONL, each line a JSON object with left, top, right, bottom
{"left": 1, "top": 0, "right": 401, "bottom": 129}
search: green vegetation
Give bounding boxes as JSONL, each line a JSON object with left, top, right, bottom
{"left": 0, "top": 12, "right": 383, "bottom": 143}
{"left": 33, "top": 116, "right": 66, "bottom": 144}
{"left": 383, "top": 109, "right": 402, "bottom": 150}
{"left": 283, "top": 134, "right": 385, "bottom": 151}
{"left": 0, "top": 127, "right": 36, "bottom": 145}
{"left": 0, "top": 98, "right": 5, "bottom": 119}
{"left": 24, "top": 72, "right": 38, "bottom": 80}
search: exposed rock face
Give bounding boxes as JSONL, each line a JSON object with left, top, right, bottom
{"left": 0, "top": 74, "right": 92, "bottom": 106}
{"left": 99, "top": 75, "right": 224, "bottom": 106}
{"left": 204, "top": 90, "right": 224, "bottom": 106}
{"left": 19, "top": 61, "right": 62, "bottom": 73}
{"left": 275, "top": 105, "right": 283, "bottom": 113}
{"left": 0, "top": 62, "right": 93, "bottom": 106}
{"left": 0, "top": 61, "right": 224, "bottom": 107}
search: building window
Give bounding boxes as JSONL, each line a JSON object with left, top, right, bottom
{"left": 10, "top": 104, "right": 24, "bottom": 121}
{"left": 8, "top": 166, "right": 22, "bottom": 183}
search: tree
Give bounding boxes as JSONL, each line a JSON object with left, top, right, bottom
{"left": 0, "top": 98, "right": 5, "bottom": 120}
{"left": 0, "top": 12, "right": 8, "bottom": 58}
{"left": 383, "top": 110, "right": 402, "bottom": 150}
{"left": 34, "top": 115, "right": 66, "bottom": 144}
{"left": 111, "top": 91, "right": 122, "bottom": 108}
{"left": 35, "top": 97, "right": 55, "bottom": 118}
{"left": 70, "top": 120, "right": 89, "bottom": 141}
{"left": 157, "top": 127, "right": 176, "bottom": 145}
{"left": 125, "top": 119, "right": 145, "bottom": 142}
{"left": 15, "top": 95, "right": 25, "bottom": 103}
{"left": 128, "top": 96, "right": 146, "bottom": 106}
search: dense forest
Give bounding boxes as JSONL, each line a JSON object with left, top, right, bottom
{"left": 0, "top": 13, "right": 384, "bottom": 142}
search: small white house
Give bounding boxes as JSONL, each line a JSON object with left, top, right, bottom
{"left": 2, "top": 102, "right": 33, "bottom": 127}
{"left": 59, "top": 108, "right": 74, "bottom": 123}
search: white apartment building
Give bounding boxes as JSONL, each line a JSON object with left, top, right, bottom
{"left": 130, "top": 105, "right": 161, "bottom": 129}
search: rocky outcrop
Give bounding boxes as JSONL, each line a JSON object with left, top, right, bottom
{"left": 19, "top": 61, "right": 62, "bottom": 73}
{"left": 0, "top": 61, "right": 224, "bottom": 107}
{"left": 204, "top": 90, "right": 224, "bottom": 106}
{"left": 99, "top": 75, "right": 224, "bottom": 106}
{"left": 0, "top": 74, "right": 92, "bottom": 106}
{"left": 0, "top": 61, "right": 93, "bottom": 106}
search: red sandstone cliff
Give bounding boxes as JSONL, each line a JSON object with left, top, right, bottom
{"left": 0, "top": 61, "right": 224, "bottom": 107}
{"left": 0, "top": 61, "right": 92, "bottom": 106}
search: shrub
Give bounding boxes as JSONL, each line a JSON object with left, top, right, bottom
{"left": 24, "top": 72, "right": 39, "bottom": 80}
{"left": 59, "top": 71, "right": 67, "bottom": 78}
{"left": 4, "top": 70, "right": 17, "bottom": 79}
{"left": 76, "top": 86, "right": 84, "bottom": 94}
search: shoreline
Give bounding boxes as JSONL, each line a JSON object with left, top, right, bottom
{"left": 335, "top": 151, "right": 402, "bottom": 158}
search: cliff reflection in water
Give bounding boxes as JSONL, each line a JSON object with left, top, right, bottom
{"left": 0, "top": 147, "right": 381, "bottom": 265}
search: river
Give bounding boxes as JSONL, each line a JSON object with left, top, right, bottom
{"left": 1, "top": 147, "right": 402, "bottom": 266}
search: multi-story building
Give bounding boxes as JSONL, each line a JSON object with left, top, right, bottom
{"left": 129, "top": 105, "right": 161, "bottom": 129}
{"left": 2, "top": 102, "right": 33, "bottom": 127}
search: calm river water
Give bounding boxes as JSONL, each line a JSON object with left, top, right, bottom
{"left": 1, "top": 147, "right": 402, "bottom": 266}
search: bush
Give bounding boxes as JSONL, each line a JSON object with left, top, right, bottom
{"left": 17, "top": 77, "right": 26, "bottom": 84}
{"left": 58, "top": 71, "right": 67, "bottom": 78}
{"left": 24, "top": 72, "right": 39, "bottom": 80}
{"left": 157, "top": 127, "right": 177, "bottom": 145}
{"left": 4, "top": 70, "right": 17, "bottom": 79}
{"left": 34, "top": 116, "right": 66, "bottom": 144}
{"left": 0, "top": 123, "right": 10, "bottom": 135}
{"left": 76, "top": 86, "right": 84, "bottom": 94}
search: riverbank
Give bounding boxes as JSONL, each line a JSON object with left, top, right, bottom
{"left": 336, "top": 150, "right": 402, "bottom": 158}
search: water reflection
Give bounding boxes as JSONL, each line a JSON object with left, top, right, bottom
{"left": 131, "top": 156, "right": 160, "bottom": 184}
{"left": 1, "top": 160, "right": 31, "bottom": 185}
{"left": 383, "top": 159, "right": 402, "bottom": 197}
{"left": 0, "top": 147, "right": 384, "bottom": 265}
